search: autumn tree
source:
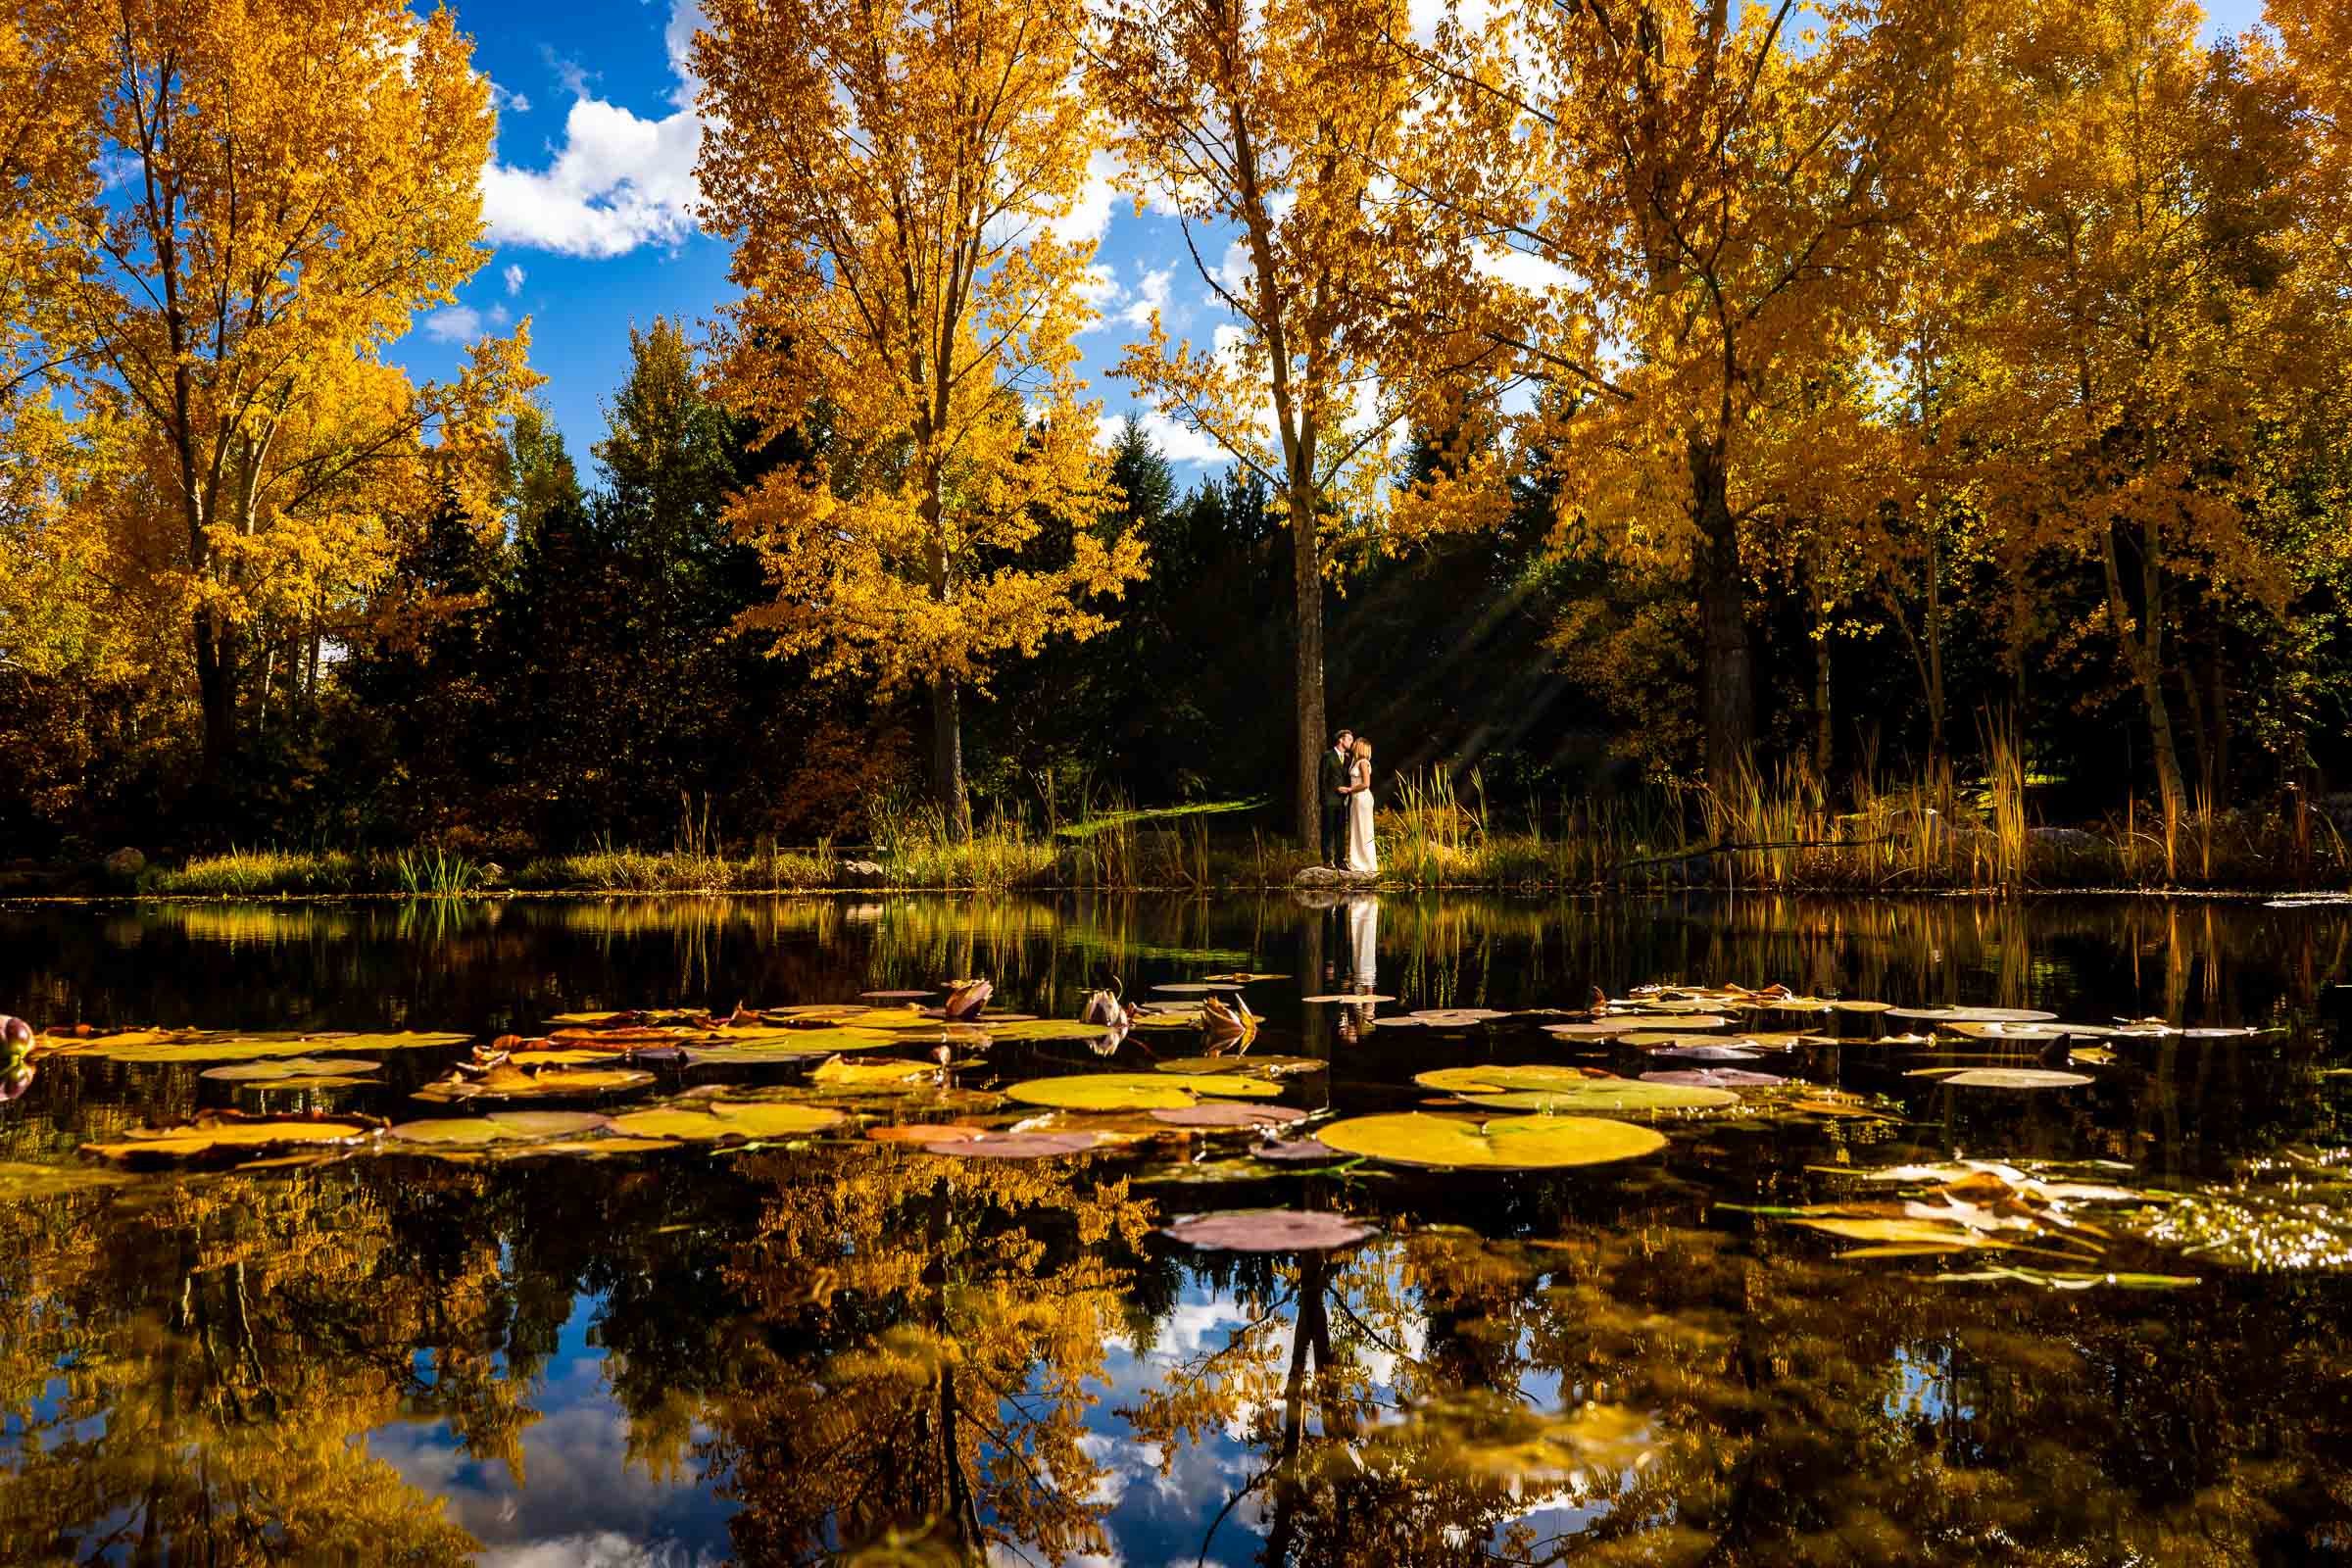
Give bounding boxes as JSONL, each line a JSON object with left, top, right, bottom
{"left": 694, "top": 0, "right": 1146, "bottom": 829}
{"left": 1969, "top": 0, "right": 2313, "bottom": 817}
{"left": 6, "top": 0, "right": 529, "bottom": 806}
{"left": 1414, "top": 0, "right": 1973, "bottom": 793}
{"left": 1089, "top": 0, "right": 1507, "bottom": 844}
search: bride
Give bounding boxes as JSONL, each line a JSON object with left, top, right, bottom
{"left": 1340, "top": 737, "right": 1378, "bottom": 876}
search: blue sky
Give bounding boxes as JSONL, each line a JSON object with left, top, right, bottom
{"left": 387, "top": 0, "right": 2272, "bottom": 484}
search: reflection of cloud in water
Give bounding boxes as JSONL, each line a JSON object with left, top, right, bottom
{"left": 367, "top": 1294, "right": 730, "bottom": 1564}
{"left": 477, "top": 1534, "right": 721, "bottom": 1568}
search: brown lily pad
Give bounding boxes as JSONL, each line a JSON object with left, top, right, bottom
{"left": 921, "top": 1130, "right": 1102, "bottom": 1159}
{"left": 1159, "top": 1209, "right": 1379, "bottom": 1252}
{"left": 1150, "top": 1102, "right": 1310, "bottom": 1129}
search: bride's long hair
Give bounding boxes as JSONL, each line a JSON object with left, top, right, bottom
{"left": 1352, "top": 738, "right": 1371, "bottom": 762}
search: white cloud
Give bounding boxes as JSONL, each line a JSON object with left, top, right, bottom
{"left": 422, "top": 304, "right": 483, "bottom": 342}
{"left": 503, "top": 262, "right": 526, "bottom": 295}
{"left": 490, "top": 80, "right": 532, "bottom": 117}
{"left": 483, "top": 1, "right": 706, "bottom": 258}
{"left": 1470, "top": 243, "right": 1574, "bottom": 293}
{"left": 476, "top": 1536, "right": 716, "bottom": 1568}
{"left": 1117, "top": 266, "right": 1177, "bottom": 331}
{"left": 1050, "top": 149, "right": 1120, "bottom": 248}
{"left": 1094, "top": 408, "right": 1229, "bottom": 466}
{"left": 481, "top": 95, "right": 703, "bottom": 258}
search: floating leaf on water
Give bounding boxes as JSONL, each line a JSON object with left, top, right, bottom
{"left": 1941, "top": 1020, "right": 2115, "bottom": 1041}
{"left": 1004, "top": 1072, "right": 1283, "bottom": 1111}
{"left": 1645, "top": 1043, "right": 1764, "bottom": 1062}
{"left": 413, "top": 1064, "right": 655, "bottom": 1103}
{"left": 506, "top": 1049, "right": 635, "bottom": 1066}
{"left": 1317, "top": 1111, "right": 1665, "bottom": 1170}
{"left": 389, "top": 1111, "right": 614, "bottom": 1147}
{"left": 1886, "top": 1006, "right": 2059, "bottom": 1024}
{"left": 858, "top": 990, "right": 937, "bottom": 1001}
{"left": 1151, "top": 982, "right": 1244, "bottom": 995}
{"left": 1251, "top": 1137, "right": 1344, "bottom": 1163}
{"left": 1158, "top": 1209, "right": 1377, "bottom": 1251}
{"left": 1789, "top": 1098, "right": 1897, "bottom": 1119}
{"left": 1200, "top": 972, "right": 1290, "bottom": 983}
{"left": 1542, "top": 1020, "right": 1636, "bottom": 1039}
{"left": 674, "top": 1028, "right": 903, "bottom": 1064}
{"left": 1299, "top": 993, "right": 1396, "bottom": 1004}
{"left": 0, "top": 1160, "right": 140, "bottom": 1198}
{"left": 1829, "top": 1000, "right": 1894, "bottom": 1013}
{"left": 1151, "top": 1102, "right": 1309, "bottom": 1128}
{"left": 1625, "top": 1012, "right": 1730, "bottom": 1030}
{"left": 1943, "top": 1068, "right": 2096, "bottom": 1089}
{"left": 199, "top": 1056, "right": 386, "bottom": 1083}
{"left": 1457, "top": 1083, "right": 1738, "bottom": 1112}
{"left": 807, "top": 1057, "right": 943, "bottom": 1092}
{"left": 1790, "top": 1216, "right": 2012, "bottom": 1252}
{"left": 866, "top": 1123, "right": 990, "bottom": 1144}
{"left": 83, "top": 1116, "right": 374, "bottom": 1162}
{"left": 1642, "top": 1067, "right": 1787, "bottom": 1088}
{"left": 1417, "top": 1064, "right": 1610, "bottom": 1094}
{"left": 54, "top": 1030, "right": 470, "bottom": 1064}
{"left": 921, "top": 1130, "right": 1101, "bottom": 1159}
{"left": 610, "top": 1102, "right": 847, "bottom": 1141}
{"left": 1371, "top": 1017, "right": 1426, "bottom": 1030}
{"left": 1411, "top": 1008, "right": 1512, "bottom": 1028}
{"left": 1153, "top": 1054, "right": 1326, "bottom": 1077}
{"left": 1935, "top": 1266, "right": 2201, "bottom": 1290}
{"left": 974, "top": 1018, "right": 1127, "bottom": 1044}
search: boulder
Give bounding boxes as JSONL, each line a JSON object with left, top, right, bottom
{"left": 102, "top": 847, "right": 146, "bottom": 882}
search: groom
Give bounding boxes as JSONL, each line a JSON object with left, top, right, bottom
{"left": 1319, "top": 727, "right": 1353, "bottom": 868}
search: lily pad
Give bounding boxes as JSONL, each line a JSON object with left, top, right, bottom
{"left": 807, "top": 1057, "right": 945, "bottom": 1091}
{"left": 610, "top": 1102, "right": 847, "bottom": 1141}
{"left": 1457, "top": 1080, "right": 1739, "bottom": 1113}
{"left": 1416, "top": 1064, "right": 1610, "bottom": 1095}
{"left": 55, "top": 1030, "right": 470, "bottom": 1064}
{"left": 1159, "top": 1209, "right": 1377, "bottom": 1251}
{"left": 921, "top": 1130, "right": 1102, "bottom": 1158}
{"left": 1299, "top": 994, "right": 1396, "bottom": 1004}
{"left": 1250, "top": 1137, "right": 1344, "bottom": 1163}
{"left": 1004, "top": 1073, "right": 1283, "bottom": 1110}
{"left": 1541, "top": 1021, "right": 1636, "bottom": 1039}
{"left": 389, "top": 1111, "right": 614, "bottom": 1146}
{"left": 83, "top": 1117, "right": 374, "bottom": 1162}
{"left": 1317, "top": 1111, "right": 1665, "bottom": 1170}
{"left": 1829, "top": 1000, "right": 1894, "bottom": 1013}
{"left": 1942, "top": 1068, "right": 2096, "bottom": 1089}
{"left": 1645, "top": 1043, "right": 1763, "bottom": 1062}
{"left": 1152, "top": 1054, "right": 1326, "bottom": 1077}
{"left": 199, "top": 1056, "right": 386, "bottom": 1083}
{"left": 1886, "top": 1006, "right": 2058, "bottom": 1024}
{"left": 413, "top": 1064, "right": 656, "bottom": 1103}
{"left": 675, "top": 1029, "right": 903, "bottom": 1064}
{"left": 962, "top": 1018, "right": 1125, "bottom": 1044}
{"left": 866, "top": 1123, "right": 989, "bottom": 1144}
{"left": 1642, "top": 1067, "right": 1787, "bottom": 1088}
{"left": 1411, "top": 1008, "right": 1511, "bottom": 1027}
{"left": 1200, "top": 972, "right": 1291, "bottom": 983}
{"left": 858, "top": 990, "right": 938, "bottom": 1001}
{"left": 1151, "top": 1102, "right": 1310, "bottom": 1128}
{"left": 1624, "top": 1012, "right": 1729, "bottom": 1031}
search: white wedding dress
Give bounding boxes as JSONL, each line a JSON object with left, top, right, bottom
{"left": 1345, "top": 760, "right": 1378, "bottom": 875}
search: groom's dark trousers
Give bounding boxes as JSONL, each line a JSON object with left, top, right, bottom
{"left": 1317, "top": 747, "right": 1347, "bottom": 864}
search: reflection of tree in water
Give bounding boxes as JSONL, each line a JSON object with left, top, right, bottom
{"left": 709, "top": 1146, "right": 1160, "bottom": 1563}
{"left": 1121, "top": 1188, "right": 2352, "bottom": 1567}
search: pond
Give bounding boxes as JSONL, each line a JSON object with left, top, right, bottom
{"left": 2, "top": 892, "right": 2350, "bottom": 1566}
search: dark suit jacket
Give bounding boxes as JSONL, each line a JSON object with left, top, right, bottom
{"left": 1318, "top": 748, "right": 1348, "bottom": 855}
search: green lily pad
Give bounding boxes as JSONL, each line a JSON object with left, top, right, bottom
{"left": 961, "top": 1018, "right": 1124, "bottom": 1043}
{"left": 1004, "top": 1073, "right": 1283, "bottom": 1111}
{"left": 610, "top": 1102, "right": 847, "bottom": 1141}
{"left": 1316, "top": 1111, "right": 1666, "bottom": 1170}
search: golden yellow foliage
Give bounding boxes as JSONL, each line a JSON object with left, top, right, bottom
{"left": 10, "top": 0, "right": 530, "bottom": 786}
{"left": 694, "top": 0, "right": 1145, "bottom": 823}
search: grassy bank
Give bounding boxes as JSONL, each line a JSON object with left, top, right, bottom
{"left": 129, "top": 766, "right": 2352, "bottom": 898}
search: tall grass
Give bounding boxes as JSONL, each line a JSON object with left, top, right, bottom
{"left": 152, "top": 847, "right": 363, "bottom": 895}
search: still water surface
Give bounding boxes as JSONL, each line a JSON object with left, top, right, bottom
{"left": 2, "top": 892, "right": 2350, "bottom": 1566}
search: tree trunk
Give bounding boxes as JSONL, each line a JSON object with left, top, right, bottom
{"left": 1289, "top": 486, "right": 1326, "bottom": 848}
{"left": 193, "top": 611, "right": 238, "bottom": 800}
{"left": 2100, "top": 520, "right": 2188, "bottom": 819}
{"left": 1810, "top": 573, "right": 1833, "bottom": 780}
{"left": 1689, "top": 434, "right": 1752, "bottom": 795}
{"left": 929, "top": 674, "right": 967, "bottom": 836}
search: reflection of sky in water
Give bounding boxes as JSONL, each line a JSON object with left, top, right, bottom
{"left": 368, "top": 1292, "right": 731, "bottom": 1567}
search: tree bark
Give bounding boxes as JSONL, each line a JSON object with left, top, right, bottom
{"left": 1689, "top": 434, "right": 1752, "bottom": 794}
{"left": 193, "top": 610, "right": 237, "bottom": 799}
{"left": 2100, "top": 519, "right": 2188, "bottom": 819}
{"left": 930, "top": 674, "right": 967, "bottom": 836}
{"left": 1289, "top": 486, "right": 1326, "bottom": 848}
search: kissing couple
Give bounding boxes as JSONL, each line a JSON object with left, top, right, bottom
{"left": 1318, "top": 727, "right": 1378, "bottom": 876}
